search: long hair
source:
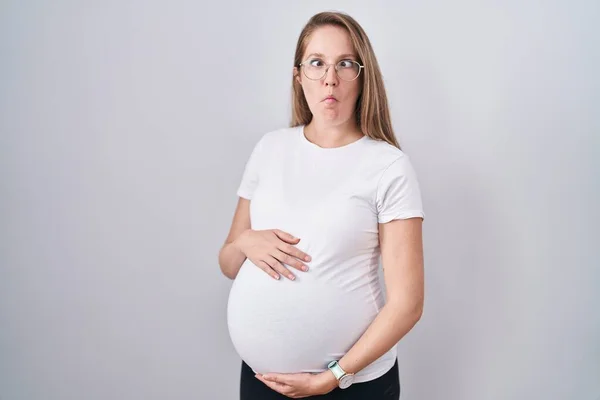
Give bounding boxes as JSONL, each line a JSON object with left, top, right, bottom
{"left": 291, "top": 11, "right": 400, "bottom": 149}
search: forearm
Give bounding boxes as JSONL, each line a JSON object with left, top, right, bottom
{"left": 218, "top": 238, "right": 247, "bottom": 280}
{"left": 338, "top": 300, "right": 422, "bottom": 375}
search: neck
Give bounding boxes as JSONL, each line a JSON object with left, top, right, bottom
{"left": 304, "top": 118, "right": 363, "bottom": 149}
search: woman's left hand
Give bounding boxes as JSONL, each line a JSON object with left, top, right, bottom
{"left": 255, "top": 370, "right": 339, "bottom": 398}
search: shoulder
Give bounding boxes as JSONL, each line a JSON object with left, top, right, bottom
{"left": 359, "top": 136, "right": 411, "bottom": 172}
{"left": 254, "top": 125, "right": 300, "bottom": 150}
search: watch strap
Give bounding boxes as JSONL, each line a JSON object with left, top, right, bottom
{"left": 327, "top": 360, "right": 346, "bottom": 380}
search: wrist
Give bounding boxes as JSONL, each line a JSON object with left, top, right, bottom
{"left": 337, "top": 359, "right": 355, "bottom": 375}
{"left": 327, "top": 359, "right": 356, "bottom": 389}
{"left": 232, "top": 229, "right": 250, "bottom": 252}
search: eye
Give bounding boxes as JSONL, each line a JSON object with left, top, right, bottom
{"left": 338, "top": 60, "right": 355, "bottom": 68}
{"left": 308, "top": 58, "right": 324, "bottom": 67}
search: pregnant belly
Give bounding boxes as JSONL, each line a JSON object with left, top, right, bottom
{"left": 227, "top": 259, "right": 378, "bottom": 374}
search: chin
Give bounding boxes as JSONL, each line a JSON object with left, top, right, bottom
{"left": 322, "top": 110, "right": 353, "bottom": 123}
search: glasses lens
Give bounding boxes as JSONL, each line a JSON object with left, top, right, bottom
{"left": 303, "top": 63, "right": 326, "bottom": 80}
{"left": 336, "top": 60, "right": 360, "bottom": 81}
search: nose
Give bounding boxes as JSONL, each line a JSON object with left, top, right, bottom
{"left": 323, "top": 65, "right": 338, "bottom": 87}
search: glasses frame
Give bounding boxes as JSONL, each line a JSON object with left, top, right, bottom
{"left": 298, "top": 59, "right": 365, "bottom": 82}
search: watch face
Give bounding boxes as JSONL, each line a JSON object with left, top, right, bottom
{"left": 339, "top": 374, "right": 355, "bottom": 389}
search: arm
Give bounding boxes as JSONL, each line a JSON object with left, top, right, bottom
{"left": 338, "top": 216, "right": 424, "bottom": 375}
{"left": 258, "top": 217, "right": 425, "bottom": 395}
{"left": 219, "top": 197, "right": 311, "bottom": 281}
{"left": 218, "top": 197, "right": 251, "bottom": 280}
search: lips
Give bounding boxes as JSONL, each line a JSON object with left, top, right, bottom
{"left": 323, "top": 95, "right": 337, "bottom": 102}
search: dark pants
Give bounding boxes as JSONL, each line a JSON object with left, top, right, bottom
{"left": 240, "top": 359, "right": 400, "bottom": 399}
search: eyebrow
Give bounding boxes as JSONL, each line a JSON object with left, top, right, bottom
{"left": 305, "top": 52, "right": 357, "bottom": 60}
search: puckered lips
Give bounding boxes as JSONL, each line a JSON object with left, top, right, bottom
{"left": 322, "top": 94, "right": 338, "bottom": 104}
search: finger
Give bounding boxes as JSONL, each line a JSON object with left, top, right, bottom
{"left": 257, "top": 260, "right": 280, "bottom": 280}
{"left": 278, "top": 243, "right": 311, "bottom": 266}
{"left": 262, "top": 374, "right": 307, "bottom": 399}
{"left": 263, "top": 373, "right": 297, "bottom": 386}
{"left": 273, "top": 249, "right": 308, "bottom": 273}
{"left": 265, "top": 255, "right": 296, "bottom": 281}
{"left": 256, "top": 374, "right": 291, "bottom": 394}
{"left": 273, "top": 229, "right": 300, "bottom": 244}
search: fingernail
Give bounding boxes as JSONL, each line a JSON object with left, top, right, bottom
{"left": 302, "top": 266, "right": 309, "bottom": 271}
{"left": 273, "top": 275, "right": 279, "bottom": 280}
{"left": 305, "top": 256, "right": 311, "bottom": 261}
{"left": 289, "top": 275, "right": 295, "bottom": 280}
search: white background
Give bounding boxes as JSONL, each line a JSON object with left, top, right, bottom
{"left": 1, "top": 1, "right": 598, "bottom": 399}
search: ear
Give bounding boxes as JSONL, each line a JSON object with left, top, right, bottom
{"left": 293, "top": 66, "right": 302, "bottom": 85}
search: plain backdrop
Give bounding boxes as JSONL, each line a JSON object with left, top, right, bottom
{"left": 1, "top": 1, "right": 599, "bottom": 399}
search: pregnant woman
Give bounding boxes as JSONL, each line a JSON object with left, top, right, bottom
{"left": 218, "top": 11, "right": 426, "bottom": 400}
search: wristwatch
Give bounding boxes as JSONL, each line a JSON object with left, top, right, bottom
{"left": 327, "top": 360, "right": 355, "bottom": 389}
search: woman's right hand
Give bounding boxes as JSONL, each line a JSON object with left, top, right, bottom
{"left": 233, "top": 229, "right": 311, "bottom": 280}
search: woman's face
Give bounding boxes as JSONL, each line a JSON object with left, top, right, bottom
{"left": 295, "top": 25, "right": 361, "bottom": 125}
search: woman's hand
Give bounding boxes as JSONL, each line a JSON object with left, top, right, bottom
{"left": 233, "top": 229, "right": 311, "bottom": 280}
{"left": 255, "top": 370, "right": 338, "bottom": 398}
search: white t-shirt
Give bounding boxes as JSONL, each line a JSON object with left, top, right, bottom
{"left": 227, "top": 125, "right": 425, "bottom": 383}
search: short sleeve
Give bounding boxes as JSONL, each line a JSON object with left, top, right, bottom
{"left": 376, "top": 155, "right": 425, "bottom": 223}
{"left": 236, "top": 136, "right": 264, "bottom": 200}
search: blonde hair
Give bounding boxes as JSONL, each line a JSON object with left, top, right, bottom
{"left": 291, "top": 11, "right": 400, "bottom": 149}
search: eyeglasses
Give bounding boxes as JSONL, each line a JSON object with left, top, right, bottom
{"left": 298, "top": 58, "right": 364, "bottom": 81}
